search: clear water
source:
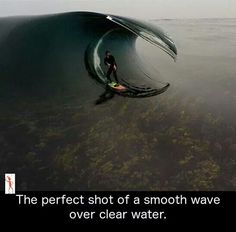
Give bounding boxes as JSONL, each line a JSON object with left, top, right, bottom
{"left": 136, "top": 18, "right": 236, "bottom": 124}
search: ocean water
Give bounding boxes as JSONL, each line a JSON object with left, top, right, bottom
{"left": 0, "top": 15, "right": 235, "bottom": 190}
{"left": 137, "top": 18, "right": 236, "bottom": 124}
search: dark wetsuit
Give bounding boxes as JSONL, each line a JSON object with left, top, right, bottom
{"left": 104, "top": 55, "right": 118, "bottom": 82}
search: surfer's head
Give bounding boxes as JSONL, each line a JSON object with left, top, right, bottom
{"left": 105, "top": 50, "right": 111, "bottom": 57}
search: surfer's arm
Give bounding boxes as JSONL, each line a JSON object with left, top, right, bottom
{"left": 112, "top": 56, "right": 117, "bottom": 67}
{"left": 113, "top": 59, "right": 117, "bottom": 70}
{"left": 104, "top": 58, "right": 109, "bottom": 66}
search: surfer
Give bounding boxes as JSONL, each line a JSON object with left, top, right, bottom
{"left": 104, "top": 51, "right": 118, "bottom": 83}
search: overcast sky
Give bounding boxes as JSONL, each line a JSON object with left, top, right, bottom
{"left": 0, "top": 0, "right": 235, "bottom": 19}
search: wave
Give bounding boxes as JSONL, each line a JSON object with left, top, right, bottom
{"left": 0, "top": 12, "right": 177, "bottom": 99}
{"left": 85, "top": 13, "right": 177, "bottom": 97}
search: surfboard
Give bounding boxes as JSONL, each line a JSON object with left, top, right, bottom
{"left": 108, "top": 82, "right": 127, "bottom": 91}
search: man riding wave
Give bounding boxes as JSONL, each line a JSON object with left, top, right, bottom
{"left": 104, "top": 50, "right": 118, "bottom": 84}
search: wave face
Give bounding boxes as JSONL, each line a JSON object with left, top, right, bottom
{"left": 0, "top": 12, "right": 177, "bottom": 99}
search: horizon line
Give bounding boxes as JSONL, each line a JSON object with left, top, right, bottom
{"left": 0, "top": 11, "right": 235, "bottom": 20}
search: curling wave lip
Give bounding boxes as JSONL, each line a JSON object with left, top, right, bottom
{"left": 106, "top": 15, "right": 177, "bottom": 61}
